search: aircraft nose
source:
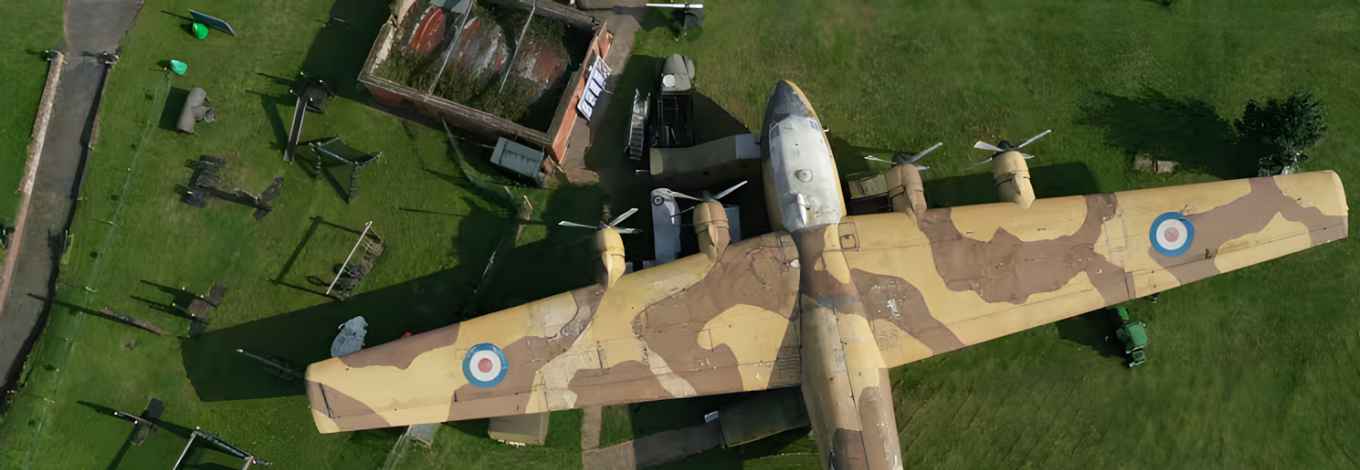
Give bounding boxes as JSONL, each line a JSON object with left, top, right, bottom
{"left": 763, "top": 80, "right": 817, "bottom": 129}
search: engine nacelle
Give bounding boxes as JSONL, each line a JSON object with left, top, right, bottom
{"left": 884, "top": 163, "right": 927, "bottom": 217}
{"left": 594, "top": 227, "right": 627, "bottom": 288}
{"left": 992, "top": 150, "right": 1035, "bottom": 209}
{"left": 692, "top": 200, "right": 731, "bottom": 259}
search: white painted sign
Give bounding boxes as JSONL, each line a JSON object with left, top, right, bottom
{"left": 576, "top": 56, "right": 611, "bottom": 121}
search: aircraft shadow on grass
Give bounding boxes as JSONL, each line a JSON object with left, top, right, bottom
{"left": 181, "top": 178, "right": 600, "bottom": 403}
{"left": 1055, "top": 309, "right": 1130, "bottom": 359}
{"left": 658, "top": 428, "right": 813, "bottom": 470}
{"left": 1078, "top": 87, "right": 1258, "bottom": 179}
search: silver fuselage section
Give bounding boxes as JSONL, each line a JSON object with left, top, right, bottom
{"left": 761, "top": 81, "right": 847, "bottom": 232}
{"left": 760, "top": 81, "right": 903, "bottom": 470}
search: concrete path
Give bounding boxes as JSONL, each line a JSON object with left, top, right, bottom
{"left": 0, "top": 0, "right": 142, "bottom": 390}
{"left": 581, "top": 405, "right": 603, "bottom": 450}
{"left": 559, "top": 4, "right": 642, "bottom": 186}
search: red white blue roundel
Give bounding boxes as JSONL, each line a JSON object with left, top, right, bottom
{"left": 463, "top": 343, "right": 507, "bottom": 388}
{"left": 1149, "top": 212, "right": 1195, "bottom": 257}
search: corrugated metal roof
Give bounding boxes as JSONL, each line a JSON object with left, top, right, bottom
{"left": 491, "top": 138, "right": 546, "bottom": 184}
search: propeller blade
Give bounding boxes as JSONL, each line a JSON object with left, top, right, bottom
{"left": 1023, "top": 153, "right": 1037, "bottom": 160}
{"left": 1016, "top": 129, "right": 1052, "bottom": 149}
{"left": 917, "top": 165, "right": 930, "bottom": 171}
{"left": 974, "top": 141, "right": 1004, "bottom": 153}
{"left": 607, "top": 207, "right": 640, "bottom": 228}
{"left": 615, "top": 227, "right": 641, "bottom": 235}
{"left": 907, "top": 142, "right": 944, "bottom": 163}
{"left": 712, "top": 180, "right": 749, "bottom": 200}
{"left": 864, "top": 155, "right": 892, "bottom": 164}
{"left": 557, "top": 220, "right": 598, "bottom": 230}
{"left": 657, "top": 188, "right": 702, "bottom": 201}
{"left": 971, "top": 156, "right": 995, "bottom": 167}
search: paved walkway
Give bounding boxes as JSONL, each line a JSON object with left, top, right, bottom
{"left": 559, "top": 5, "right": 642, "bottom": 187}
{"left": 581, "top": 405, "right": 603, "bottom": 450}
{"left": 0, "top": 0, "right": 142, "bottom": 391}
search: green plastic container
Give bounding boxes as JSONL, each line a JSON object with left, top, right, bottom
{"left": 192, "top": 22, "right": 209, "bottom": 40}
{"left": 169, "top": 59, "right": 188, "bottom": 76}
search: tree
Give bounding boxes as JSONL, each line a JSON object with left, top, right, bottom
{"left": 1234, "top": 91, "right": 1326, "bottom": 175}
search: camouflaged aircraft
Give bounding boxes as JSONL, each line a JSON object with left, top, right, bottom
{"left": 306, "top": 81, "right": 1349, "bottom": 470}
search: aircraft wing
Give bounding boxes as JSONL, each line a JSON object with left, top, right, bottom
{"left": 844, "top": 171, "right": 1348, "bottom": 368}
{"left": 306, "top": 232, "right": 802, "bottom": 433}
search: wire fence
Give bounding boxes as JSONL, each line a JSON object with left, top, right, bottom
{"left": 18, "top": 68, "right": 171, "bottom": 469}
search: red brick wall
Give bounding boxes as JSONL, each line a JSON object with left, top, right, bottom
{"left": 547, "top": 26, "right": 613, "bottom": 163}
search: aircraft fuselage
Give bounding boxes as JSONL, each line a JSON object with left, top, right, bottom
{"left": 761, "top": 81, "right": 904, "bottom": 470}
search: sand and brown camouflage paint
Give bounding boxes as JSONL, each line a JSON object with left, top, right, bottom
{"left": 308, "top": 230, "right": 802, "bottom": 433}
{"left": 795, "top": 224, "right": 904, "bottom": 470}
{"left": 305, "top": 77, "right": 1348, "bottom": 470}
{"left": 852, "top": 171, "right": 1347, "bottom": 368}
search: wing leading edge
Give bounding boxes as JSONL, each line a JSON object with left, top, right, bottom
{"left": 306, "top": 232, "right": 802, "bottom": 433}
{"left": 844, "top": 171, "right": 1348, "bottom": 368}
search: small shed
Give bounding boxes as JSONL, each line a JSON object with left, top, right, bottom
{"left": 490, "top": 137, "right": 547, "bottom": 186}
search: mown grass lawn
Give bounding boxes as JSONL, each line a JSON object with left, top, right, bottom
{"left": 613, "top": 1, "right": 1360, "bottom": 468}
{"left": 3, "top": 0, "right": 1360, "bottom": 469}
{"left": 0, "top": 1, "right": 63, "bottom": 222}
{"left": 0, "top": 0, "right": 601, "bottom": 468}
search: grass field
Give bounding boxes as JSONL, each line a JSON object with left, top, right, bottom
{"left": 0, "top": 1, "right": 63, "bottom": 223}
{"left": 0, "top": 0, "right": 601, "bottom": 468}
{"left": 2, "top": 0, "right": 1359, "bottom": 469}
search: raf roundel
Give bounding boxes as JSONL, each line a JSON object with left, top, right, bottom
{"left": 1149, "top": 212, "right": 1195, "bottom": 257}
{"left": 462, "top": 343, "right": 507, "bottom": 388}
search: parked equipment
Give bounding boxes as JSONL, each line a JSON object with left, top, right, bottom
{"left": 283, "top": 74, "right": 334, "bottom": 161}
{"left": 653, "top": 54, "right": 696, "bottom": 148}
{"left": 1113, "top": 306, "right": 1148, "bottom": 368}
{"left": 176, "top": 87, "right": 215, "bottom": 133}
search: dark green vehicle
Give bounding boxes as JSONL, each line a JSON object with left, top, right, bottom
{"left": 1113, "top": 307, "right": 1148, "bottom": 368}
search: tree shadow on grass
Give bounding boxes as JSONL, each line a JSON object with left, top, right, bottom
{"left": 299, "top": 0, "right": 390, "bottom": 100}
{"left": 609, "top": 6, "right": 674, "bottom": 32}
{"left": 1078, "top": 87, "right": 1254, "bottom": 179}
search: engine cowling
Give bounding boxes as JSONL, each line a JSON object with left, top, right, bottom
{"left": 691, "top": 200, "right": 731, "bottom": 259}
{"left": 884, "top": 163, "right": 928, "bottom": 217}
{"left": 992, "top": 150, "right": 1035, "bottom": 209}
{"left": 594, "top": 227, "right": 627, "bottom": 288}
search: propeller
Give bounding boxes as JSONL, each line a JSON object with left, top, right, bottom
{"left": 657, "top": 180, "right": 747, "bottom": 204}
{"left": 656, "top": 180, "right": 749, "bottom": 219}
{"left": 864, "top": 142, "right": 943, "bottom": 171}
{"left": 972, "top": 129, "right": 1051, "bottom": 166}
{"left": 558, "top": 207, "right": 641, "bottom": 234}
